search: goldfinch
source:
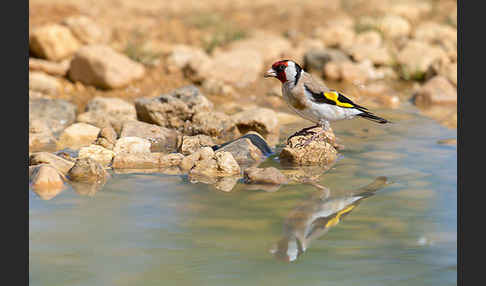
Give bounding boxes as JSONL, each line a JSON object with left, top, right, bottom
{"left": 264, "top": 60, "right": 389, "bottom": 139}
{"left": 270, "top": 176, "right": 389, "bottom": 262}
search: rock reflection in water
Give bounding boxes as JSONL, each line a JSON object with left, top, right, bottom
{"left": 270, "top": 176, "right": 390, "bottom": 262}
{"left": 70, "top": 180, "right": 107, "bottom": 197}
{"left": 31, "top": 183, "right": 66, "bottom": 200}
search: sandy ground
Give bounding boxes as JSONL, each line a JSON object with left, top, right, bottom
{"left": 29, "top": 0, "right": 457, "bottom": 123}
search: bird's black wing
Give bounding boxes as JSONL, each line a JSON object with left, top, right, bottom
{"left": 304, "top": 85, "right": 368, "bottom": 111}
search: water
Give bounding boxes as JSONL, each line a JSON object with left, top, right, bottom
{"left": 29, "top": 103, "right": 457, "bottom": 286}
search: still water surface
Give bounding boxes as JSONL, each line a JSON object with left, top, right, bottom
{"left": 29, "top": 103, "right": 457, "bottom": 286}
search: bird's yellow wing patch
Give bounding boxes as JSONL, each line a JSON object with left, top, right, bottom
{"left": 325, "top": 205, "right": 355, "bottom": 228}
{"left": 323, "top": 91, "right": 354, "bottom": 108}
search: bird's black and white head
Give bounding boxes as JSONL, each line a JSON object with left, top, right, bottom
{"left": 264, "top": 60, "right": 303, "bottom": 84}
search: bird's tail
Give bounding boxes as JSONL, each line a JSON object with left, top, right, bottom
{"left": 357, "top": 111, "right": 390, "bottom": 124}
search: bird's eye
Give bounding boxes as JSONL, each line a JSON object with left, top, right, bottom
{"left": 278, "top": 65, "right": 285, "bottom": 71}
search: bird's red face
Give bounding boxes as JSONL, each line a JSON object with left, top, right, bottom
{"left": 264, "top": 60, "right": 289, "bottom": 83}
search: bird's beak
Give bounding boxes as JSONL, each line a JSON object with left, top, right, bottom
{"left": 264, "top": 68, "right": 277, "bottom": 78}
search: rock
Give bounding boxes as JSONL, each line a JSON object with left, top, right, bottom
{"left": 57, "top": 123, "right": 100, "bottom": 150}
{"left": 29, "top": 90, "right": 45, "bottom": 99}
{"left": 86, "top": 96, "right": 137, "bottom": 118}
{"left": 354, "top": 30, "right": 383, "bottom": 47}
{"left": 313, "top": 26, "right": 355, "bottom": 49}
{"left": 340, "top": 61, "right": 370, "bottom": 84}
{"left": 430, "top": 61, "right": 457, "bottom": 86}
{"left": 214, "top": 137, "right": 264, "bottom": 167}
{"left": 179, "top": 146, "right": 215, "bottom": 171}
{"left": 178, "top": 135, "right": 215, "bottom": 155}
{"left": 29, "top": 24, "right": 80, "bottom": 61}
{"left": 29, "top": 164, "right": 65, "bottom": 198}
{"left": 425, "top": 50, "right": 457, "bottom": 86}
{"left": 160, "top": 153, "right": 184, "bottom": 168}
{"left": 77, "top": 96, "right": 137, "bottom": 133}
{"left": 167, "top": 45, "right": 211, "bottom": 70}
{"left": 76, "top": 112, "right": 117, "bottom": 135}
{"left": 324, "top": 61, "right": 370, "bottom": 84}
{"left": 414, "top": 76, "right": 457, "bottom": 106}
{"left": 376, "top": 66, "right": 399, "bottom": 80}
{"left": 112, "top": 152, "right": 161, "bottom": 169}
{"left": 357, "top": 83, "right": 390, "bottom": 98}
{"left": 214, "top": 151, "right": 242, "bottom": 174}
{"left": 280, "top": 127, "right": 338, "bottom": 166}
{"left": 322, "top": 61, "right": 341, "bottom": 81}
{"left": 413, "top": 22, "right": 457, "bottom": 53}
{"left": 113, "top": 137, "right": 151, "bottom": 154}
{"left": 187, "top": 111, "right": 240, "bottom": 140}
{"left": 378, "top": 15, "right": 411, "bottom": 38}
{"left": 29, "top": 152, "right": 75, "bottom": 175}
{"left": 68, "top": 45, "right": 145, "bottom": 89}
{"left": 359, "top": 83, "right": 400, "bottom": 108}
{"left": 189, "top": 150, "right": 240, "bottom": 177}
{"left": 389, "top": 2, "right": 431, "bottom": 22}
{"left": 54, "top": 149, "right": 78, "bottom": 162}
{"left": 94, "top": 126, "right": 118, "bottom": 150}
{"left": 285, "top": 38, "right": 325, "bottom": 63}
{"left": 120, "top": 121, "right": 180, "bottom": 153}
{"left": 29, "top": 119, "right": 57, "bottom": 152}
{"left": 347, "top": 32, "right": 392, "bottom": 66}
{"left": 198, "top": 146, "right": 215, "bottom": 160}
{"left": 29, "top": 98, "right": 77, "bottom": 133}
{"left": 29, "top": 71, "right": 61, "bottom": 95}
{"left": 397, "top": 41, "right": 448, "bottom": 80}
{"left": 187, "top": 49, "right": 263, "bottom": 87}
{"left": 29, "top": 72, "right": 62, "bottom": 95}
{"left": 29, "top": 58, "right": 70, "bottom": 76}
{"left": 135, "top": 85, "right": 213, "bottom": 130}
{"left": 373, "top": 94, "right": 400, "bottom": 109}
{"left": 303, "top": 49, "right": 350, "bottom": 72}
{"left": 227, "top": 31, "right": 292, "bottom": 62}
{"left": 231, "top": 108, "right": 279, "bottom": 139}
{"left": 180, "top": 152, "right": 201, "bottom": 171}
{"left": 112, "top": 152, "right": 183, "bottom": 169}
{"left": 67, "top": 157, "right": 109, "bottom": 183}
{"left": 201, "top": 79, "right": 235, "bottom": 97}
{"left": 212, "top": 176, "right": 240, "bottom": 192}
{"left": 62, "top": 16, "right": 109, "bottom": 45}
{"left": 244, "top": 167, "right": 289, "bottom": 185}
{"left": 359, "top": 60, "right": 389, "bottom": 81}
{"left": 78, "top": 145, "right": 115, "bottom": 167}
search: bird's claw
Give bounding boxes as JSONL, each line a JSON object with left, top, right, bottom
{"left": 286, "top": 125, "right": 319, "bottom": 145}
{"left": 287, "top": 130, "right": 316, "bottom": 145}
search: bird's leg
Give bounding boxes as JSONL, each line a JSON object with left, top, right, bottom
{"left": 286, "top": 124, "right": 320, "bottom": 145}
{"left": 321, "top": 120, "right": 331, "bottom": 132}
{"left": 294, "top": 121, "right": 330, "bottom": 148}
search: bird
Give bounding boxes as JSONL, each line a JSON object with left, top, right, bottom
{"left": 270, "top": 176, "right": 390, "bottom": 262}
{"left": 264, "top": 59, "right": 390, "bottom": 144}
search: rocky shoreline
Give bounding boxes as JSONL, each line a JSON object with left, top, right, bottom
{"left": 29, "top": 84, "right": 341, "bottom": 197}
{"left": 29, "top": 1, "right": 457, "bottom": 199}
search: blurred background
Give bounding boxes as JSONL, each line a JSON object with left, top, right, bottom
{"left": 29, "top": 0, "right": 457, "bottom": 145}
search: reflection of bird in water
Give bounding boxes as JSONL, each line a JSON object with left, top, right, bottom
{"left": 270, "top": 176, "right": 390, "bottom": 262}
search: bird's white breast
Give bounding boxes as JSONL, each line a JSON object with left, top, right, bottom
{"left": 282, "top": 84, "right": 361, "bottom": 123}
